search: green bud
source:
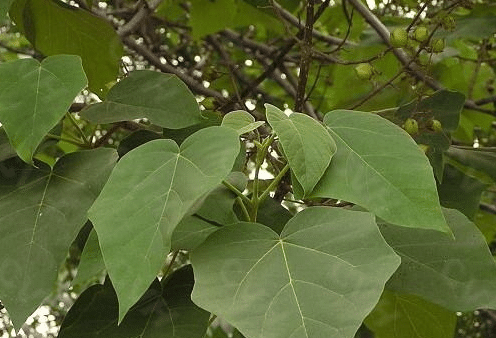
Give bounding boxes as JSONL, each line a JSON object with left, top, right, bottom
{"left": 418, "top": 144, "right": 430, "bottom": 153}
{"left": 432, "top": 38, "right": 445, "bottom": 53}
{"left": 403, "top": 118, "right": 419, "bottom": 135}
{"left": 355, "top": 63, "right": 373, "bottom": 80}
{"left": 442, "top": 15, "right": 456, "bottom": 31}
{"left": 390, "top": 28, "right": 408, "bottom": 48}
{"left": 430, "top": 119, "right": 443, "bottom": 132}
{"left": 414, "top": 26, "right": 429, "bottom": 42}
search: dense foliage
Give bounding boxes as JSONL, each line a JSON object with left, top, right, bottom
{"left": 1, "top": 0, "right": 496, "bottom": 337}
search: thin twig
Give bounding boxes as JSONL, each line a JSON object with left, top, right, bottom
{"left": 295, "top": 0, "right": 315, "bottom": 113}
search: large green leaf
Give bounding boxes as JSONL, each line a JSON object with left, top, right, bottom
{"left": 381, "top": 208, "right": 496, "bottom": 311}
{"left": 58, "top": 265, "right": 210, "bottom": 338}
{"left": 171, "top": 216, "right": 219, "bottom": 252}
{"left": 0, "top": 55, "right": 87, "bottom": 164}
{"left": 311, "top": 110, "right": 449, "bottom": 233}
{"left": 265, "top": 104, "right": 336, "bottom": 198}
{"left": 89, "top": 126, "right": 240, "bottom": 321}
{"left": 81, "top": 70, "right": 203, "bottom": 129}
{"left": 10, "top": 0, "right": 123, "bottom": 95}
{"left": 72, "top": 229, "right": 106, "bottom": 288}
{"left": 0, "top": 148, "right": 117, "bottom": 330}
{"left": 0, "top": 129, "right": 16, "bottom": 162}
{"left": 191, "top": 207, "right": 400, "bottom": 338}
{"left": 365, "top": 291, "right": 456, "bottom": 338}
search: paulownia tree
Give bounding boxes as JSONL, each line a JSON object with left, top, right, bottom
{"left": 1, "top": 0, "right": 496, "bottom": 337}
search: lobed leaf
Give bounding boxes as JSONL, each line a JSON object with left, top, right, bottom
{"left": 191, "top": 207, "right": 400, "bottom": 338}
{"left": 0, "top": 148, "right": 117, "bottom": 329}
{"left": 381, "top": 207, "right": 496, "bottom": 311}
{"left": 10, "top": 0, "right": 123, "bottom": 96}
{"left": 311, "top": 110, "right": 449, "bottom": 233}
{"left": 82, "top": 70, "right": 203, "bottom": 129}
{"left": 0, "top": 55, "right": 87, "bottom": 164}
{"left": 88, "top": 126, "right": 240, "bottom": 321}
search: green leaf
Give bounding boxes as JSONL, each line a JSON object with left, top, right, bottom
{"left": 256, "top": 197, "right": 293, "bottom": 235}
{"left": 311, "top": 110, "right": 449, "bottom": 233}
{"left": 163, "top": 110, "right": 223, "bottom": 146}
{"left": 72, "top": 229, "right": 106, "bottom": 287}
{"left": 265, "top": 104, "right": 336, "bottom": 198}
{"left": 222, "top": 110, "right": 265, "bottom": 135}
{"left": 191, "top": 207, "right": 400, "bottom": 338}
{"left": 0, "top": 128, "right": 16, "bottom": 162}
{"left": 58, "top": 265, "right": 211, "bottom": 338}
{"left": 88, "top": 126, "right": 240, "bottom": 321}
{"left": 365, "top": 291, "right": 456, "bottom": 338}
{"left": 189, "top": 0, "right": 236, "bottom": 39}
{"left": 10, "top": 0, "right": 123, "bottom": 96}
{"left": 0, "top": 148, "right": 117, "bottom": 330}
{"left": 437, "top": 164, "right": 486, "bottom": 220}
{"left": 81, "top": 70, "right": 203, "bottom": 129}
{"left": 446, "top": 146, "right": 496, "bottom": 184}
{"left": 171, "top": 215, "right": 219, "bottom": 252}
{"left": 381, "top": 208, "right": 496, "bottom": 311}
{"left": 117, "top": 130, "right": 162, "bottom": 158}
{"left": 0, "top": 55, "right": 87, "bottom": 164}
{"left": 0, "top": 0, "right": 14, "bottom": 19}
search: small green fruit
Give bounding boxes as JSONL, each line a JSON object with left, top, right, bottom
{"left": 403, "top": 118, "right": 419, "bottom": 135}
{"left": 442, "top": 15, "right": 456, "bottom": 31}
{"left": 355, "top": 63, "right": 373, "bottom": 80}
{"left": 414, "top": 26, "right": 429, "bottom": 42}
{"left": 430, "top": 119, "right": 443, "bottom": 132}
{"left": 418, "top": 144, "right": 430, "bottom": 153}
{"left": 390, "top": 28, "right": 408, "bottom": 48}
{"left": 432, "top": 38, "right": 445, "bottom": 53}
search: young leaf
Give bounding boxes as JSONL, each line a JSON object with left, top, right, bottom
{"left": 0, "top": 148, "right": 117, "bottom": 330}
{"left": 81, "top": 70, "right": 203, "bottom": 129}
{"left": 365, "top": 291, "right": 456, "bottom": 338}
{"left": 58, "top": 265, "right": 210, "bottom": 338}
{"left": 9, "top": 0, "right": 123, "bottom": 96}
{"left": 72, "top": 229, "right": 106, "bottom": 288}
{"left": 88, "top": 126, "right": 240, "bottom": 322}
{"left": 222, "top": 110, "right": 265, "bottom": 135}
{"left": 191, "top": 207, "right": 400, "bottom": 338}
{"left": 381, "top": 207, "right": 496, "bottom": 311}
{"left": 0, "top": 55, "right": 87, "bottom": 164}
{"left": 265, "top": 104, "right": 336, "bottom": 198}
{"left": 311, "top": 110, "right": 449, "bottom": 233}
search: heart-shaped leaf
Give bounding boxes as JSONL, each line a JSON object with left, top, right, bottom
{"left": 191, "top": 207, "right": 400, "bottom": 338}
{"left": 89, "top": 126, "right": 240, "bottom": 321}
{"left": 365, "top": 291, "right": 456, "bottom": 338}
{"left": 58, "top": 265, "right": 210, "bottom": 338}
{"left": 81, "top": 70, "right": 203, "bottom": 129}
{"left": 10, "top": 0, "right": 123, "bottom": 95}
{"left": 265, "top": 104, "right": 336, "bottom": 198}
{"left": 222, "top": 110, "right": 265, "bottom": 135}
{"left": 0, "top": 55, "right": 87, "bottom": 164}
{"left": 380, "top": 208, "right": 496, "bottom": 311}
{"left": 311, "top": 110, "right": 449, "bottom": 233}
{"left": 0, "top": 148, "right": 117, "bottom": 329}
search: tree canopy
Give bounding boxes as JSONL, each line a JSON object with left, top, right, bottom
{"left": 1, "top": 0, "right": 496, "bottom": 337}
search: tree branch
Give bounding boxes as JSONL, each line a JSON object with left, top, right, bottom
{"left": 347, "top": 0, "right": 493, "bottom": 115}
{"left": 117, "top": 0, "right": 164, "bottom": 37}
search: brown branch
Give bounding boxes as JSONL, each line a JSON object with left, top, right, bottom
{"left": 117, "top": 0, "right": 164, "bottom": 37}
{"left": 270, "top": 0, "right": 354, "bottom": 46}
{"left": 122, "top": 36, "right": 227, "bottom": 104}
{"left": 347, "top": 0, "right": 493, "bottom": 115}
{"left": 294, "top": 0, "right": 315, "bottom": 114}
